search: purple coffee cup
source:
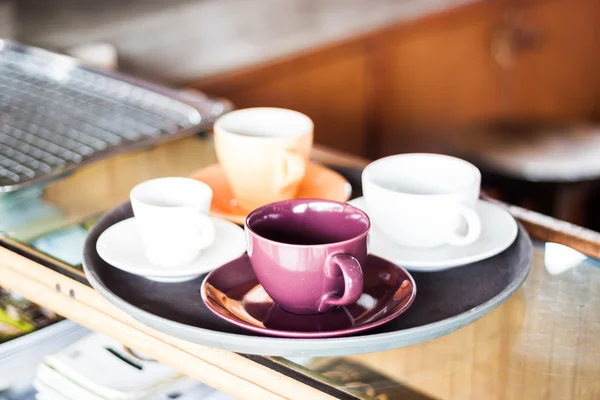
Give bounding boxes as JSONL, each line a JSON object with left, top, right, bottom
{"left": 245, "top": 199, "right": 370, "bottom": 315}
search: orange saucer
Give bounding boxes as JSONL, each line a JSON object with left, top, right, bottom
{"left": 190, "top": 163, "right": 352, "bottom": 225}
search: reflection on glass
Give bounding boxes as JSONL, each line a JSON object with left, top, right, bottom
{"left": 544, "top": 242, "right": 588, "bottom": 275}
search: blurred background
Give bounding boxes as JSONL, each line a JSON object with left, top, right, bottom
{"left": 2, "top": 0, "right": 598, "bottom": 230}
{"left": 7, "top": 0, "right": 598, "bottom": 231}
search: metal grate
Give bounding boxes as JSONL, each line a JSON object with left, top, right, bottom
{"left": 0, "top": 42, "right": 225, "bottom": 192}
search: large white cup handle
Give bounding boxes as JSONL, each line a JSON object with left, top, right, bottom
{"left": 446, "top": 205, "right": 481, "bottom": 246}
{"left": 197, "top": 213, "right": 215, "bottom": 250}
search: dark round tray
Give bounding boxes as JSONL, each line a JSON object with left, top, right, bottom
{"left": 84, "top": 200, "right": 532, "bottom": 357}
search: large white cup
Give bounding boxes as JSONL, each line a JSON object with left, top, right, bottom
{"left": 130, "top": 177, "right": 215, "bottom": 267}
{"left": 362, "top": 154, "right": 482, "bottom": 248}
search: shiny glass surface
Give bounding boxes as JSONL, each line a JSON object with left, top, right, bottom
{"left": 279, "top": 244, "right": 600, "bottom": 400}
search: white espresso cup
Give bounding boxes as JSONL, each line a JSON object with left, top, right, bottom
{"left": 362, "top": 154, "right": 482, "bottom": 248}
{"left": 130, "top": 177, "right": 215, "bottom": 267}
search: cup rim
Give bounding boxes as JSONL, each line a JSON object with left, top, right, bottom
{"left": 245, "top": 198, "right": 371, "bottom": 248}
{"left": 213, "top": 107, "right": 314, "bottom": 140}
{"left": 130, "top": 177, "right": 212, "bottom": 209}
{"left": 362, "top": 153, "right": 481, "bottom": 197}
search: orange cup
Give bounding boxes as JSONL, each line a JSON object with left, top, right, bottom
{"left": 214, "top": 108, "right": 313, "bottom": 211}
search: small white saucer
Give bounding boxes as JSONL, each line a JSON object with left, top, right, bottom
{"left": 348, "top": 197, "right": 518, "bottom": 271}
{"left": 96, "top": 217, "right": 246, "bottom": 282}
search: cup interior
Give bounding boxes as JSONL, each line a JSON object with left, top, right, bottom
{"left": 131, "top": 177, "right": 212, "bottom": 208}
{"left": 246, "top": 199, "right": 370, "bottom": 245}
{"left": 214, "top": 108, "right": 313, "bottom": 139}
{"left": 364, "top": 154, "right": 480, "bottom": 195}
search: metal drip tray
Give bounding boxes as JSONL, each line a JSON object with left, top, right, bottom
{"left": 0, "top": 40, "right": 230, "bottom": 192}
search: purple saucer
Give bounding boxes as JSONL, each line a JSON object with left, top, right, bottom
{"left": 201, "top": 254, "right": 417, "bottom": 338}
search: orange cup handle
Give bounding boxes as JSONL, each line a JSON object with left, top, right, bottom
{"left": 278, "top": 152, "right": 306, "bottom": 193}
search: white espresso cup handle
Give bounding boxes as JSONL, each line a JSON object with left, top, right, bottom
{"left": 446, "top": 205, "right": 481, "bottom": 246}
{"left": 197, "top": 213, "right": 215, "bottom": 250}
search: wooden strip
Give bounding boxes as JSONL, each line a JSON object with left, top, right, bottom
{"left": 0, "top": 248, "right": 337, "bottom": 400}
{"left": 311, "top": 145, "right": 370, "bottom": 168}
{"left": 483, "top": 196, "right": 600, "bottom": 259}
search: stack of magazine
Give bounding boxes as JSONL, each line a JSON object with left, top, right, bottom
{"left": 0, "top": 289, "right": 89, "bottom": 392}
{"left": 33, "top": 333, "right": 235, "bottom": 400}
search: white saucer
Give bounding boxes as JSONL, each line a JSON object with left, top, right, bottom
{"left": 96, "top": 217, "right": 246, "bottom": 282}
{"left": 348, "top": 197, "right": 518, "bottom": 271}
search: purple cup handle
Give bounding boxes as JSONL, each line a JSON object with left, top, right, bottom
{"left": 318, "top": 253, "right": 364, "bottom": 312}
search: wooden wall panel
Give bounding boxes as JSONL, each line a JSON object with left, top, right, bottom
{"left": 498, "top": 0, "right": 600, "bottom": 121}
{"left": 370, "top": 1, "right": 505, "bottom": 155}
{"left": 368, "top": 0, "right": 600, "bottom": 156}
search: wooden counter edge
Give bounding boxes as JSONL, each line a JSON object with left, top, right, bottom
{"left": 0, "top": 247, "right": 337, "bottom": 400}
